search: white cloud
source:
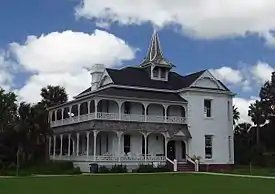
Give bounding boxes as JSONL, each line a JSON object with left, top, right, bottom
{"left": 250, "top": 61, "right": 274, "bottom": 83}
{"left": 10, "top": 30, "right": 135, "bottom": 73}
{"left": 233, "top": 96, "right": 259, "bottom": 124}
{"left": 210, "top": 66, "right": 243, "bottom": 84}
{"left": 18, "top": 70, "right": 90, "bottom": 103}
{"left": 76, "top": 0, "right": 275, "bottom": 46}
{"left": 7, "top": 30, "right": 135, "bottom": 102}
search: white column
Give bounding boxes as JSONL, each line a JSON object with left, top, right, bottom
{"left": 93, "top": 130, "right": 98, "bottom": 162}
{"left": 164, "top": 135, "right": 168, "bottom": 159}
{"left": 60, "top": 134, "right": 63, "bottom": 156}
{"left": 72, "top": 138, "right": 75, "bottom": 156}
{"left": 69, "top": 106, "right": 72, "bottom": 118}
{"left": 116, "top": 131, "right": 123, "bottom": 162}
{"left": 76, "top": 133, "right": 80, "bottom": 156}
{"left": 78, "top": 104, "right": 81, "bottom": 116}
{"left": 164, "top": 105, "right": 168, "bottom": 123}
{"left": 68, "top": 134, "right": 71, "bottom": 156}
{"left": 94, "top": 99, "right": 98, "bottom": 118}
{"left": 143, "top": 103, "right": 148, "bottom": 122}
{"left": 118, "top": 101, "right": 122, "bottom": 120}
{"left": 86, "top": 131, "right": 90, "bottom": 156}
{"left": 88, "top": 101, "right": 91, "bottom": 114}
{"left": 53, "top": 135, "right": 56, "bottom": 157}
{"left": 54, "top": 110, "right": 57, "bottom": 121}
{"left": 143, "top": 133, "right": 148, "bottom": 162}
{"left": 61, "top": 109, "right": 64, "bottom": 120}
{"left": 48, "top": 136, "right": 52, "bottom": 156}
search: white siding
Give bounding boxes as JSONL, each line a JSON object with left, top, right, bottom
{"left": 180, "top": 90, "right": 234, "bottom": 164}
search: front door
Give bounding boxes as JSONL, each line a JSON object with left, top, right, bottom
{"left": 181, "top": 141, "right": 186, "bottom": 159}
{"left": 167, "top": 140, "right": 176, "bottom": 160}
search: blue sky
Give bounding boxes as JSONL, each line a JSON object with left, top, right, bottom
{"left": 1, "top": 0, "right": 275, "bottom": 122}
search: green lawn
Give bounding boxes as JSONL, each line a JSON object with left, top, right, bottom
{"left": 227, "top": 166, "right": 275, "bottom": 176}
{"left": 0, "top": 173, "right": 275, "bottom": 194}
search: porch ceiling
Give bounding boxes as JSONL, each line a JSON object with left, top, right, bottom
{"left": 52, "top": 120, "right": 191, "bottom": 138}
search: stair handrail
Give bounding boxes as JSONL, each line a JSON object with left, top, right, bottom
{"left": 166, "top": 157, "right": 174, "bottom": 165}
{"left": 186, "top": 154, "right": 199, "bottom": 172}
{"left": 166, "top": 157, "right": 177, "bottom": 172}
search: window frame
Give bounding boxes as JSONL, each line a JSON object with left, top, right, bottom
{"left": 205, "top": 135, "right": 213, "bottom": 159}
{"left": 204, "top": 99, "right": 212, "bottom": 118}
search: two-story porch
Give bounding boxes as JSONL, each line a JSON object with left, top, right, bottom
{"left": 48, "top": 87, "right": 193, "bottom": 172}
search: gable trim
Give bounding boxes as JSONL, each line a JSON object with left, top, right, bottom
{"left": 189, "top": 69, "right": 227, "bottom": 91}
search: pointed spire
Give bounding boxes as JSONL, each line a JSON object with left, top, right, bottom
{"left": 140, "top": 30, "right": 174, "bottom": 68}
{"left": 146, "top": 30, "right": 164, "bottom": 61}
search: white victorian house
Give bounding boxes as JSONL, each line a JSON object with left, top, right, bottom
{"left": 47, "top": 31, "right": 234, "bottom": 172}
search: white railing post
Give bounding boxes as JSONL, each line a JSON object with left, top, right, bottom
{"left": 195, "top": 159, "right": 199, "bottom": 172}
{"left": 173, "top": 159, "right": 177, "bottom": 172}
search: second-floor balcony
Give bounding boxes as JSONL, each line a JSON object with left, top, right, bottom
{"left": 50, "top": 98, "right": 186, "bottom": 128}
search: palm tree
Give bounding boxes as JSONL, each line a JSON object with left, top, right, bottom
{"left": 248, "top": 100, "right": 266, "bottom": 148}
{"left": 233, "top": 105, "right": 240, "bottom": 127}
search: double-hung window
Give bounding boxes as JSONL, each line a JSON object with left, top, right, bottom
{"left": 204, "top": 99, "right": 212, "bottom": 117}
{"left": 205, "top": 135, "right": 213, "bottom": 159}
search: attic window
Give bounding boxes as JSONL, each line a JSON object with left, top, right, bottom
{"left": 153, "top": 67, "right": 158, "bottom": 77}
{"left": 160, "top": 67, "right": 166, "bottom": 78}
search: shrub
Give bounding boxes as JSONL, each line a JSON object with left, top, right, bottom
{"left": 135, "top": 164, "right": 170, "bottom": 173}
{"left": 0, "top": 161, "right": 81, "bottom": 176}
{"left": 98, "top": 166, "right": 110, "bottom": 173}
{"left": 110, "top": 164, "right": 127, "bottom": 173}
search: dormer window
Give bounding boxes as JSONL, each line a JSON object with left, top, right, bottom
{"left": 160, "top": 67, "right": 166, "bottom": 78}
{"left": 152, "top": 66, "right": 168, "bottom": 80}
{"left": 153, "top": 67, "right": 158, "bottom": 78}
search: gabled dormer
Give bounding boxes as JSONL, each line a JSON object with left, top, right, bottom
{"left": 140, "top": 30, "right": 174, "bottom": 81}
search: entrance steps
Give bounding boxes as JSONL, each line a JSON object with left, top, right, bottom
{"left": 177, "top": 162, "right": 195, "bottom": 172}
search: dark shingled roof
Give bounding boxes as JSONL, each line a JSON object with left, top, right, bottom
{"left": 91, "top": 87, "right": 187, "bottom": 102}
{"left": 77, "top": 66, "right": 230, "bottom": 97}
{"left": 106, "top": 67, "right": 205, "bottom": 90}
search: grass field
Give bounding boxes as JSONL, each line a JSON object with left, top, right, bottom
{"left": 0, "top": 173, "right": 275, "bottom": 194}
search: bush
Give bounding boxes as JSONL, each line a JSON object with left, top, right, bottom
{"left": 98, "top": 166, "right": 110, "bottom": 173}
{"left": 0, "top": 161, "right": 81, "bottom": 176}
{"left": 134, "top": 164, "right": 170, "bottom": 173}
{"left": 110, "top": 164, "right": 127, "bottom": 173}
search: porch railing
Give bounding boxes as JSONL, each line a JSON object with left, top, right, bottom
{"left": 51, "top": 112, "right": 185, "bottom": 127}
{"left": 50, "top": 155, "right": 166, "bottom": 162}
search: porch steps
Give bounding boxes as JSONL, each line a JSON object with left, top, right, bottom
{"left": 177, "top": 162, "right": 195, "bottom": 172}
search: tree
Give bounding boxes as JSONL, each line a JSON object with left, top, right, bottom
{"left": 233, "top": 105, "right": 240, "bottom": 126}
{"left": 0, "top": 88, "right": 18, "bottom": 164}
{"left": 0, "top": 88, "right": 17, "bottom": 132}
{"left": 248, "top": 100, "right": 266, "bottom": 149}
{"left": 40, "top": 85, "right": 68, "bottom": 108}
{"left": 259, "top": 72, "right": 275, "bottom": 121}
